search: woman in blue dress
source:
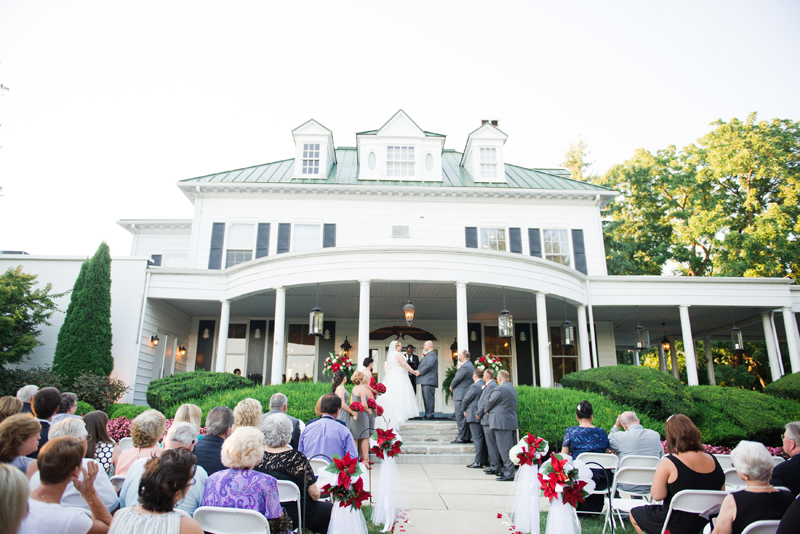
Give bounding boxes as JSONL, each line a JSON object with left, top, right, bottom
{"left": 561, "top": 400, "right": 610, "bottom": 513}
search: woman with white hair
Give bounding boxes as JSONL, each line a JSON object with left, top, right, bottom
{"left": 115, "top": 410, "right": 166, "bottom": 476}
{"left": 711, "top": 440, "right": 794, "bottom": 534}
{"left": 201, "top": 426, "right": 290, "bottom": 533}
{"left": 233, "top": 398, "right": 263, "bottom": 430}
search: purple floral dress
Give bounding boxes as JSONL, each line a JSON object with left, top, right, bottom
{"left": 201, "top": 468, "right": 286, "bottom": 529}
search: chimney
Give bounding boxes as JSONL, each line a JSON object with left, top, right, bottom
{"left": 481, "top": 120, "right": 499, "bottom": 127}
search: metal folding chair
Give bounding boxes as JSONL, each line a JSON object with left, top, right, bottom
{"left": 276, "top": 480, "right": 302, "bottom": 534}
{"left": 741, "top": 520, "right": 781, "bottom": 534}
{"left": 713, "top": 454, "right": 733, "bottom": 470}
{"left": 618, "top": 455, "right": 661, "bottom": 469}
{"left": 724, "top": 468, "right": 746, "bottom": 490}
{"left": 660, "top": 489, "right": 729, "bottom": 534}
{"left": 193, "top": 506, "right": 271, "bottom": 534}
{"left": 576, "top": 452, "right": 620, "bottom": 518}
{"left": 118, "top": 437, "right": 134, "bottom": 452}
{"left": 602, "top": 467, "right": 657, "bottom": 534}
{"left": 109, "top": 475, "right": 125, "bottom": 495}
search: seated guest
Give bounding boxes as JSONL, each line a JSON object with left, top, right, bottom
{"left": 306, "top": 396, "right": 346, "bottom": 428}
{"left": 0, "top": 463, "right": 30, "bottom": 534}
{"left": 115, "top": 409, "right": 166, "bottom": 476}
{"left": 119, "top": 422, "right": 208, "bottom": 517}
{"left": 263, "top": 392, "right": 302, "bottom": 450}
{"left": 17, "top": 385, "right": 38, "bottom": 414}
{"left": 234, "top": 398, "right": 263, "bottom": 430}
{"left": 51, "top": 392, "right": 81, "bottom": 425}
{"left": 203, "top": 426, "right": 290, "bottom": 533}
{"left": 29, "top": 418, "right": 119, "bottom": 512}
{"left": 0, "top": 413, "right": 41, "bottom": 473}
{"left": 194, "top": 406, "right": 234, "bottom": 476}
{"left": 256, "top": 412, "right": 333, "bottom": 534}
{"left": 174, "top": 404, "right": 203, "bottom": 441}
{"left": 630, "top": 414, "right": 725, "bottom": 534}
{"left": 770, "top": 421, "right": 800, "bottom": 496}
{"left": 109, "top": 449, "right": 203, "bottom": 534}
{"left": 29, "top": 386, "right": 61, "bottom": 459}
{"left": 18, "top": 436, "right": 113, "bottom": 534}
{"left": 777, "top": 496, "right": 800, "bottom": 534}
{"left": 562, "top": 400, "right": 611, "bottom": 512}
{"left": 83, "top": 411, "right": 121, "bottom": 476}
{"left": 609, "top": 410, "right": 663, "bottom": 493}
{"left": 0, "top": 395, "right": 23, "bottom": 423}
{"left": 298, "top": 394, "right": 358, "bottom": 461}
{"left": 711, "top": 440, "right": 794, "bottom": 534}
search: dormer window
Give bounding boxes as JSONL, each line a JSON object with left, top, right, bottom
{"left": 480, "top": 148, "right": 498, "bottom": 179}
{"left": 387, "top": 146, "right": 415, "bottom": 177}
{"left": 302, "top": 143, "right": 320, "bottom": 175}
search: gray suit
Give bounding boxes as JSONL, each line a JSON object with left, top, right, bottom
{"left": 486, "top": 381, "right": 518, "bottom": 479}
{"left": 451, "top": 360, "right": 474, "bottom": 441}
{"left": 417, "top": 349, "right": 438, "bottom": 418}
{"left": 475, "top": 379, "right": 501, "bottom": 471}
{"left": 463, "top": 378, "right": 487, "bottom": 466}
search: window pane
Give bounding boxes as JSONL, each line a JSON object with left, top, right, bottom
{"left": 228, "top": 323, "right": 247, "bottom": 339}
{"left": 225, "top": 250, "right": 252, "bottom": 268}
{"left": 293, "top": 224, "right": 321, "bottom": 251}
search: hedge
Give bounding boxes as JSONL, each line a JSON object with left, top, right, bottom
{"left": 106, "top": 403, "right": 150, "bottom": 420}
{"left": 560, "top": 365, "right": 697, "bottom": 420}
{"left": 688, "top": 386, "right": 800, "bottom": 448}
{"left": 146, "top": 370, "right": 253, "bottom": 412}
{"left": 763, "top": 373, "right": 800, "bottom": 402}
{"left": 0, "top": 366, "right": 65, "bottom": 397}
{"left": 75, "top": 401, "right": 95, "bottom": 416}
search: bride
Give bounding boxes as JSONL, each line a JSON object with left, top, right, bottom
{"left": 376, "top": 340, "right": 421, "bottom": 430}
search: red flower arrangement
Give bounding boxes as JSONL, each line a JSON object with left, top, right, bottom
{"left": 537, "top": 454, "right": 591, "bottom": 509}
{"left": 475, "top": 354, "right": 505, "bottom": 374}
{"left": 510, "top": 433, "right": 549, "bottom": 467}
{"left": 375, "top": 405, "right": 384, "bottom": 417}
{"left": 374, "top": 383, "right": 386, "bottom": 394}
{"left": 323, "top": 351, "right": 357, "bottom": 379}
{"left": 350, "top": 401, "right": 365, "bottom": 413}
{"left": 319, "top": 452, "right": 371, "bottom": 510}
{"left": 367, "top": 398, "right": 378, "bottom": 410}
{"left": 369, "top": 428, "right": 403, "bottom": 459}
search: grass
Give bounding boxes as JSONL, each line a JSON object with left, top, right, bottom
{"left": 299, "top": 505, "right": 383, "bottom": 534}
{"left": 538, "top": 511, "right": 638, "bottom": 534}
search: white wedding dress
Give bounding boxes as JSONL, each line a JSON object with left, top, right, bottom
{"left": 376, "top": 350, "right": 420, "bottom": 430}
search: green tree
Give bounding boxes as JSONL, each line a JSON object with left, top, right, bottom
{"left": 561, "top": 136, "right": 594, "bottom": 182}
{"left": 0, "top": 266, "right": 65, "bottom": 366}
{"left": 52, "top": 260, "right": 89, "bottom": 383}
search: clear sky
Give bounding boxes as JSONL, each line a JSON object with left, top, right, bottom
{"left": 1, "top": 0, "right": 798, "bottom": 258}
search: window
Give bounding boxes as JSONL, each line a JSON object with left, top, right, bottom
{"left": 480, "top": 148, "right": 497, "bottom": 179}
{"left": 387, "top": 146, "right": 415, "bottom": 177}
{"left": 287, "top": 324, "right": 316, "bottom": 381}
{"left": 480, "top": 228, "right": 507, "bottom": 251}
{"left": 543, "top": 229, "right": 571, "bottom": 266}
{"left": 228, "top": 324, "right": 247, "bottom": 339}
{"left": 293, "top": 224, "right": 321, "bottom": 251}
{"left": 550, "top": 326, "right": 578, "bottom": 384}
{"left": 225, "top": 223, "right": 255, "bottom": 267}
{"left": 302, "top": 143, "right": 320, "bottom": 175}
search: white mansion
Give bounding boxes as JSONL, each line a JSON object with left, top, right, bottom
{"left": 4, "top": 111, "right": 800, "bottom": 408}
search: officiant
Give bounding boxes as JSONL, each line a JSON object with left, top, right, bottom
{"left": 405, "top": 345, "right": 419, "bottom": 390}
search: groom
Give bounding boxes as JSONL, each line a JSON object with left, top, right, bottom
{"left": 417, "top": 340, "right": 438, "bottom": 420}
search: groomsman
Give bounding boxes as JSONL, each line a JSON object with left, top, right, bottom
{"left": 405, "top": 345, "right": 419, "bottom": 391}
{"left": 417, "top": 341, "right": 438, "bottom": 420}
{"left": 450, "top": 350, "right": 474, "bottom": 444}
{"left": 464, "top": 368, "right": 488, "bottom": 468}
{"left": 475, "top": 369, "right": 502, "bottom": 476}
{"left": 486, "top": 370, "right": 518, "bottom": 481}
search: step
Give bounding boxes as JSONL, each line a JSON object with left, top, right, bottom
{"left": 401, "top": 443, "right": 475, "bottom": 455}
{"left": 399, "top": 422, "right": 458, "bottom": 432}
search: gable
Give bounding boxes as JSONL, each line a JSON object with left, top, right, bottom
{"left": 375, "top": 110, "right": 426, "bottom": 138}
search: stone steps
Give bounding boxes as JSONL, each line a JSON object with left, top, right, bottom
{"left": 372, "top": 420, "right": 475, "bottom": 465}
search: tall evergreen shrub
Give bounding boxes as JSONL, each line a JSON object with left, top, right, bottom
{"left": 52, "top": 260, "right": 89, "bottom": 385}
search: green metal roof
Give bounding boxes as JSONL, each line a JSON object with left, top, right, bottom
{"left": 180, "top": 148, "right": 612, "bottom": 191}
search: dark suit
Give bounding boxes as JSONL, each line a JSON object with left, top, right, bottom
{"left": 194, "top": 434, "right": 226, "bottom": 475}
{"left": 476, "top": 379, "right": 501, "bottom": 472}
{"left": 263, "top": 410, "right": 302, "bottom": 451}
{"left": 405, "top": 352, "right": 419, "bottom": 390}
{"left": 771, "top": 454, "right": 800, "bottom": 496}
{"left": 486, "top": 381, "right": 518, "bottom": 479}
{"left": 451, "top": 360, "right": 474, "bottom": 441}
{"left": 463, "top": 378, "right": 487, "bottom": 466}
{"left": 21, "top": 402, "right": 33, "bottom": 414}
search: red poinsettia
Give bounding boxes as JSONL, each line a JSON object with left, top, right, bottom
{"left": 562, "top": 480, "right": 588, "bottom": 508}
{"left": 320, "top": 452, "right": 371, "bottom": 510}
{"left": 550, "top": 455, "right": 569, "bottom": 483}
{"left": 367, "top": 398, "right": 378, "bottom": 410}
{"left": 344, "top": 477, "right": 370, "bottom": 510}
{"left": 350, "top": 402, "right": 364, "bottom": 413}
{"left": 332, "top": 363, "right": 340, "bottom": 372}
{"left": 370, "top": 428, "right": 403, "bottom": 459}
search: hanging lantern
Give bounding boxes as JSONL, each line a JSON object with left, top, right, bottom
{"left": 731, "top": 326, "right": 745, "bottom": 353}
{"left": 450, "top": 338, "right": 458, "bottom": 361}
{"left": 498, "top": 308, "right": 514, "bottom": 338}
{"left": 309, "top": 306, "right": 324, "bottom": 336}
{"left": 340, "top": 336, "right": 352, "bottom": 356}
{"left": 561, "top": 320, "right": 575, "bottom": 347}
{"left": 403, "top": 301, "right": 416, "bottom": 326}
{"left": 660, "top": 323, "right": 670, "bottom": 352}
{"left": 633, "top": 323, "right": 650, "bottom": 349}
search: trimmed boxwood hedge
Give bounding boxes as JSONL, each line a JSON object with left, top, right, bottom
{"left": 106, "top": 403, "right": 150, "bottom": 420}
{"left": 560, "top": 366, "right": 697, "bottom": 420}
{"left": 75, "top": 401, "right": 95, "bottom": 416}
{"left": 688, "top": 386, "right": 800, "bottom": 448}
{"left": 763, "top": 373, "right": 800, "bottom": 402}
{"left": 146, "top": 370, "right": 253, "bottom": 412}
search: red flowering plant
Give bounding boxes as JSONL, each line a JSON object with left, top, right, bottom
{"left": 317, "top": 452, "right": 371, "bottom": 510}
{"left": 323, "top": 351, "right": 357, "bottom": 380}
{"left": 509, "top": 433, "right": 549, "bottom": 467}
{"left": 369, "top": 428, "right": 403, "bottom": 460}
{"left": 537, "top": 454, "right": 595, "bottom": 509}
{"left": 475, "top": 354, "right": 506, "bottom": 375}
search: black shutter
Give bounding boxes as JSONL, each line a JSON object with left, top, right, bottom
{"left": 208, "top": 223, "right": 225, "bottom": 269}
{"left": 509, "top": 228, "right": 522, "bottom": 254}
{"left": 195, "top": 320, "right": 216, "bottom": 371}
{"left": 572, "top": 229, "right": 588, "bottom": 274}
{"left": 255, "top": 223, "right": 270, "bottom": 259}
{"left": 515, "top": 323, "right": 534, "bottom": 386}
{"left": 277, "top": 224, "right": 291, "bottom": 254}
{"left": 465, "top": 227, "right": 478, "bottom": 248}
{"left": 468, "top": 322, "right": 483, "bottom": 360}
{"left": 528, "top": 228, "right": 542, "bottom": 258}
{"left": 323, "top": 224, "right": 336, "bottom": 248}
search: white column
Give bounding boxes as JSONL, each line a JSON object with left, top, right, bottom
{"left": 704, "top": 336, "right": 716, "bottom": 386}
{"left": 679, "top": 305, "right": 699, "bottom": 386}
{"left": 456, "top": 281, "right": 469, "bottom": 355}
{"left": 762, "top": 312, "right": 782, "bottom": 382}
{"left": 657, "top": 343, "right": 667, "bottom": 373}
{"left": 270, "top": 287, "right": 286, "bottom": 384}
{"left": 358, "top": 280, "right": 371, "bottom": 364}
{"left": 669, "top": 340, "right": 679, "bottom": 379}
{"left": 215, "top": 300, "right": 231, "bottom": 373}
{"left": 577, "top": 305, "right": 591, "bottom": 371}
{"left": 782, "top": 307, "right": 800, "bottom": 374}
{"left": 536, "top": 292, "right": 552, "bottom": 388}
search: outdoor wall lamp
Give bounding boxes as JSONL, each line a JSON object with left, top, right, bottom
{"left": 151, "top": 335, "right": 159, "bottom": 346}
{"left": 179, "top": 345, "right": 187, "bottom": 356}
{"left": 340, "top": 336, "right": 352, "bottom": 356}
{"left": 309, "top": 283, "right": 324, "bottom": 336}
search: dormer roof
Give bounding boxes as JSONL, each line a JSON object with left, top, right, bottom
{"left": 460, "top": 121, "right": 508, "bottom": 167}
{"left": 356, "top": 109, "right": 446, "bottom": 138}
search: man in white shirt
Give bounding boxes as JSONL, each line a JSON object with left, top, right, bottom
{"left": 608, "top": 411, "right": 663, "bottom": 493}
{"left": 119, "top": 422, "right": 208, "bottom": 515}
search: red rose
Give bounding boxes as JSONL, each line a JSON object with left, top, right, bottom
{"left": 367, "top": 398, "right": 378, "bottom": 409}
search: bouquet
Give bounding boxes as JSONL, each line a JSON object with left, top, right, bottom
{"left": 376, "top": 405, "right": 384, "bottom": 417}
{"left": 323, "top": 351, "right": 357, "bottom": 379}
{"left": 510, "top": 434, "right": 549, "bottom": 466}
{"left": 374, "top": 382, "right": 386, "bottom": 394}
{"left": 369, "top": 429, "right": 403, "bottom": 460}
{"left": 538, "top": 454, "right": 594, "bottom": 508}
{"left": 508, "top": 434, "right": 549, "bottom": 534}
{"left": 367, "top": 398, "right": 378, "bottom": 411}
{"left": 350, "top": 402, "right": 365, "bottom": 413}
{"left": 475, "top": 354, "right": 506, "bottom": 375}
{"left": 318, "top": 453, "right": 371, "bottom": 534}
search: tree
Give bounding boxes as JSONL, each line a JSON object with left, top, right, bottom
{"left": 561, "top": 136, "right": 594, "bottom": 182}
{"left": 52, "top": 259, "right": 89, "bottom": 383}
{"left": 0, "top": 266, "right": 65, "bottom": 366}
{"left": 52, "top": 243, "right": 113, "bottom": 386}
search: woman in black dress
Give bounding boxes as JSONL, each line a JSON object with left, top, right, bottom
{"left": 630, "top": 414, "right": 725, "bottom": 534}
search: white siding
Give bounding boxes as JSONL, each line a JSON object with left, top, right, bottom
{"left": 132, "top": 230, "right": 191, "bottom": 266}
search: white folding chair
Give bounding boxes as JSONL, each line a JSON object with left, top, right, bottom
{"left": 741, "top": 520, "right": 781, "bottom": 534}
{"left": 118, "top": 437, "right": 134, "bottom": 452}
{"left": 193, "top": 506, "right": 271, "bottom": 534}
{"left": 602, "top": 467, "right": 657, "bottom": 534}
{"left": 772, "top": 456, "right": 785, "bottom": 466}
{"left": 618, "top": 455, "right": 661, "bottom": 469}
{"left": 660, "top": 489, "right": 729, "bottom": 534}
{"left": 109, "top": 475, "right": 126, "bottom": 495}
{"left": 276, "top": 480, "right": 302, "bottom": 534}
{"left": 576, "top": 452, "right": 620, "bottom": 516}
{"left": 309, "top": 458, "right": 329, "bottom": 478}
{"left": 714, "top": 454, "right": 733, "bottom": 470}
{"left": 724, "top": 468, "right": 746, "bottom": 490}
